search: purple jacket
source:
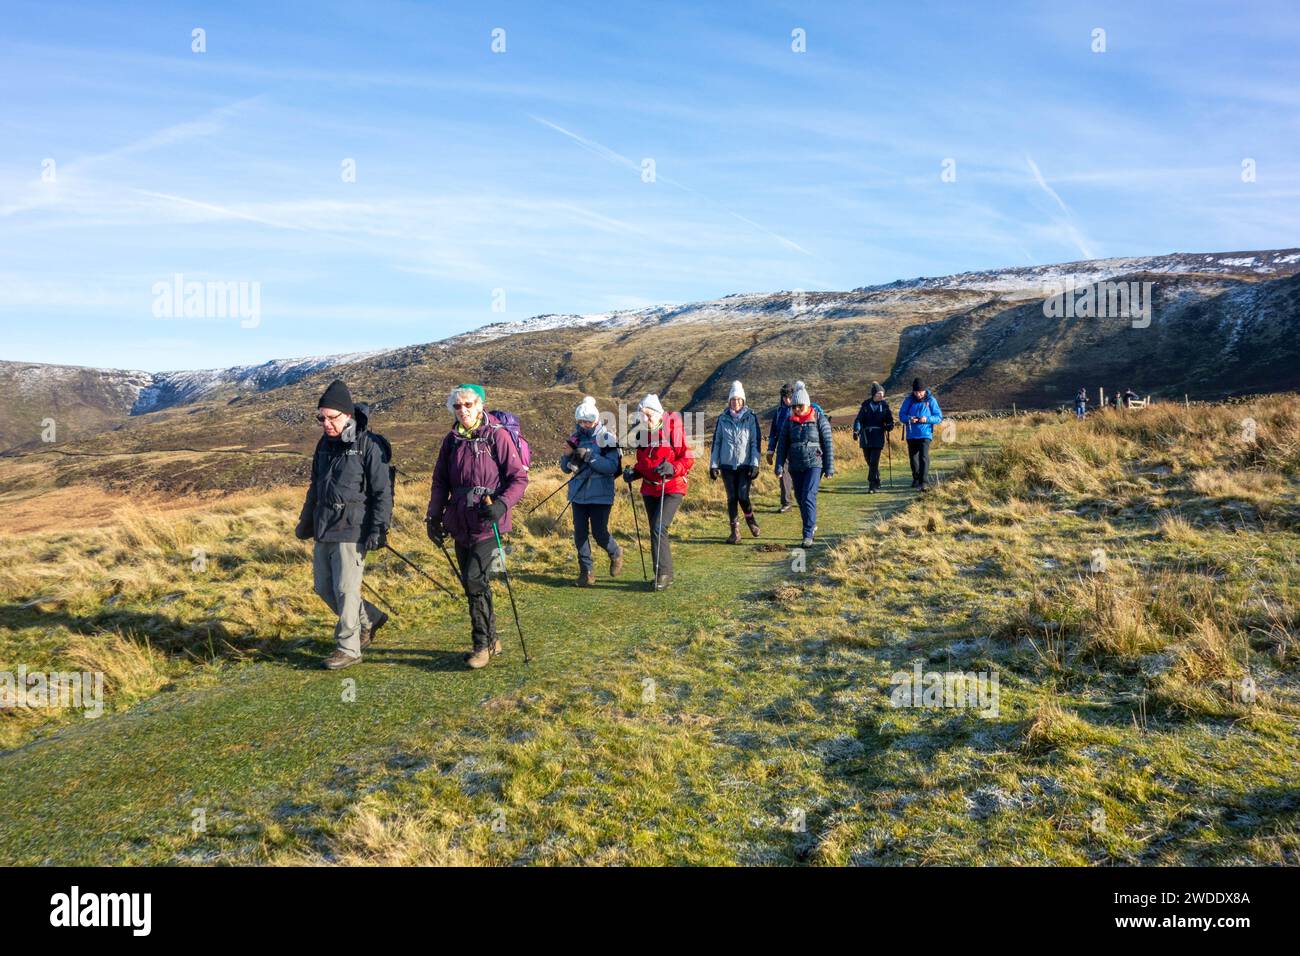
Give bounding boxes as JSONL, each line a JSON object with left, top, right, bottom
{"left": 426, "top": 419, "right": 529, "bottom": 547}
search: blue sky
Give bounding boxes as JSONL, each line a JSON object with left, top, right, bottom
{"left": 2, "top": 0, "right": 1296, "bottom": 371}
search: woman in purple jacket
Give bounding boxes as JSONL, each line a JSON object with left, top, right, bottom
{"left": 425, "top": 383, "right": 529, "bottom": 669}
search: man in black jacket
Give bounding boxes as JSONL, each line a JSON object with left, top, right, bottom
{"left": 852, "top": 382, "right": 894, "bottom": 492}
{"left": 295, "top": 379, "right": 393, "bottom": 669}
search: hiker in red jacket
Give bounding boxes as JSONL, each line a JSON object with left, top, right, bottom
{"left": 425, "top": 383, "right": 529, "bottom": 669}
{"left": 622, "top": 393, "right": 693, "bottom": 591}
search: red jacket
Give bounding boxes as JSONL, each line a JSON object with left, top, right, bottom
{"left": 633, "top": 411, "right": 694, "bottom": 497}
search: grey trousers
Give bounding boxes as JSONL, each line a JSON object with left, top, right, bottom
{"left": 312, "top": 540, "right": 379, "bottom": 657}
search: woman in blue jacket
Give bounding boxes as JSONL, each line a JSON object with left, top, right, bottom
{"left": 561, "top": 396, "right": 624, "bottom": 586}
{"left": 774, "top": 382, "right": 834, "bottom": 547}
{"left": 897, "top": 378, "right": 942, "bottom": 490}
{"left": 709, "top": 380, "right": 763, "bottom": 543}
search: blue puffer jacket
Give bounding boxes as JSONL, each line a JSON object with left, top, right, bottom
{"left": 562, "top": 423, "right": 622, "bottom": 505}
{"left": 775, "top": 407, "right": 834, "bottom": 476}
{"left": 898, "top": 391, "right": 943, "bottom": 441}
{"left": 710, "top": 406, "right": 762, "bottom": 469}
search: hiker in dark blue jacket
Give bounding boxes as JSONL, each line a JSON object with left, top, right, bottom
{"left": 774, "top": 382, "right": 834, "bottom": 547}
{"left": 897, "top": 377, "right": 942, "bottom": 490}
{"left": 852, "top": 382, "right": 895, "bottom": 493}
{"left": 561, "top": 396, "right": 624, "bottom": 586}
{"left": 765, "top": 383, "right": 795, "bottom": 512}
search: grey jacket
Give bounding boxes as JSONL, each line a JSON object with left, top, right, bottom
{"left": 561, "top": 423, "right": 622, "bottom": 505}
{"left": 710, "top": 406, "right": 762, "bottom": 469}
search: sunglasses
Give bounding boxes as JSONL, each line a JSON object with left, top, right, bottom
{"left": 452, "top": 402, "right": 478, "bottom": 411}
{"left": 315, "top": 411, "right": 344, "bottom": 424}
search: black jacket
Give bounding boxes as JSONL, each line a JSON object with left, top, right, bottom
{"left": 297, "top": 403, "right": 393, "bottom": 543}
{"left": 853, "top": 399, "right": 894, "bottom": 449}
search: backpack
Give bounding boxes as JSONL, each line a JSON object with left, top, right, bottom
{"left": 360, "top": 430, "right": 396, "bottom": 492}
{"left": 487, "top": 409, "right": 532, "bottom": 470}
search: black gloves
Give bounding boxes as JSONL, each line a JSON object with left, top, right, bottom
{"left": 425, "top": 516, "right": 444, "bottom": 543}
{"left": 477, "top": 497, "right": 507, "bottom": 523}
{"left": 623, "top": 465, "right": 639, "bottom": 484}
{"left": 294, "top": 517, "right": 313, "bottom": 540}
{"left": 655, "top": 460, "right": 675, "bottom": 479}
{"left": 747, "top": 465, "right": 759, "bottom": 480}
{"left": 823, "top": 469, "right": 834, "bottom": 479}
{"left": 363, "top": 528, "right": 387, "bottom": 553}
{"left": 709, "top": 467, "right": 719, "bottom": 481}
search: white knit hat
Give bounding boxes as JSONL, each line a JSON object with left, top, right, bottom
{"left": 792, "top": 384, "right": 810, "bottom": 406}
{"left": 728, "top": 380, "right": 746, "bottom": 402}
{"left": 639, "top": 393, "right": 664, "bottom": 415}
{"left": 574, "top": 395, "right": 600, "bottom": 423}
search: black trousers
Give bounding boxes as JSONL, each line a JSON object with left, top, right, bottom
{"left": 862, "top": 445, "right": 884, "bottom": 488}
{"left": 455, "top": 537, "right": 499, "bottom": 650}
{"left": 719, "top": 467, "right": 754, "bottom": 522}
{"left": 643, "top": 493, "right": 683, "bottom": 578}
{"left": 907, "top": 438, "right": 931, "bottom": 485}
{"left": 572, "top": 501, "right": 621, "bottom": 571}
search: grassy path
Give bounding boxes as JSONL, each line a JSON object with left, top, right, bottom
{"left": 0, "top": 440, "right": 979, "bottom": 864}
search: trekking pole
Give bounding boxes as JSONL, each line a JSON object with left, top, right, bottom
{"left": 436, "top": 537, "right": 462, "bottom": 581}
{"left": 382, "top": 543, "right": 457, "bottom": 599}
{"left": 527, "top": 469, "right": 581, "bottom": 515}
{"left": 886, "top": 429, "right": 893, "bottom": 488}
{"left": 362, "top": 580, "right": 399, "bottom": 617}
{"left": 481, "top": 495, "right": 530, "bottom": 663}
{"left": 626, "top": 478, "right": 648, "bottom": 580}
{"left": 651, "top": 476, "right": 665, "bottom": 589}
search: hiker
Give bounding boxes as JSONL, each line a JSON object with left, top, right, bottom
{"left": 774, "top": 382, "right": 834, "bottom": 547}
{"left": 424, "top": 384, "right": 529, "bottom": 669}
{"left": 898, "top": 377, "right": 943, "bottom": 491}
{"left": 852, "top": 382, "right": 895, "bottom": 493}
{"left": 1074, "top": 387, "right": 1088, "bottom": 419}
{"left": 709, "top": 380, "right": 762, "bottom": 543}
{"left": 623, "top": 393, "right": 694, "bottom": 591}
{"left": 294, "top": 379, "right": 393, "bottom": 670}
{"left": 561, "top": 395, "right": 624, "bottom": 586}
{"left": 1124, "top": 387, "right": 1139, "bottom": 408}
{"left": 765, "top": 383, "right": 795, "bottom": 513}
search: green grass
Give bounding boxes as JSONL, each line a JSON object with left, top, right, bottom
{"left": 2, "top": 401, "right": 1296, "bottom": 866}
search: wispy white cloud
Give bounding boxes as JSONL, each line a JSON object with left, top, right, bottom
{"left": 1026, "top": 156, "right": 1095, "bottom": 260}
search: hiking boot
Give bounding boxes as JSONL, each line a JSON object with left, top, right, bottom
{"left": 778, "top": 503, "right": 792, "bottom": 513}
{"left": 745, "top": 513, "right": 761, "bottom": 537}
{"left": 911, "top": 479, "right": 921, "bottom": 489}
{"left": 466, "top": 647, "right": 493, "bottom": 669}
{"left": 463, "top": 638, "right": 502, "bottom": 663}
{"left": 323, "top": 648, "right": 362, "bottom": 670}
{"left": 654, "top": 572, "right": 673, "bottom": 591}
{"left": 578, "top": 569, "right": 596, "bottom": 587}
{"left": 802, "top": 535, "right": 814, "bottom": 548}
{"left": 726, "top": 520, "right": 741, "bottom": 545}
{"left": 609, "top": 552, "right": 624, "bottom": 577}
{"left": 359, "top": 611, "right": 389, "bottom": 650}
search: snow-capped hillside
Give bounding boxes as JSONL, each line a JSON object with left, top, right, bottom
{"left": 857, "top": 249, "right": 1300, "bottom": 295}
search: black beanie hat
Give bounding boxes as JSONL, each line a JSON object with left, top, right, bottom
{"left": 912, "top": 377, "right": 924, "bottom": 392}
{"left": 318, "top": 379, "right": 353, "bottom": 412}
{"left": 871, "top": 381, "right": 884, "bottom": 397}
{"left": 780, "top": 382, "right": 794, "bottom": 397}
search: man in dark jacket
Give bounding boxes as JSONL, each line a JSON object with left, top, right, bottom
{"left": 765, "top": 383, "right": 795, "bottom": 512}
{"left": 852, "top": 382, "right": 894, "bottom": 492}
{"left": 295, "top": 379, "right": 394, "bottom": 669}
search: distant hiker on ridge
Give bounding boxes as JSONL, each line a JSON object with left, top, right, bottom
{"left": 295, "top": 379, "right": 393, "bottom": 670}
{"left": 425, "top": 384, "right": 529, "bottom": 669}
{"left": 898, "top": 377, "right": 942, "bottom": 491}
{"left": 1075, "top": 387, "right": 1089, "bottom": 419}
{"left": 709, "top": 380, "right": 762, "bottom": 543}
{"left": 561, "top": 395, "right": 624, "bottom": 587}
{"left": 852, "top": 381, "right": 895, "bottom": 493}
